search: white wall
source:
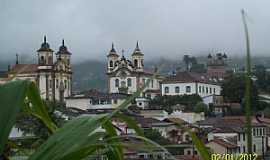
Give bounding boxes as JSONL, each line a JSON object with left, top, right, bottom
{"left": 66, "top": 98, "right": 91, "bottom": 110}
{"left": 161, "top": 82, "right": 221, "bottom": 98}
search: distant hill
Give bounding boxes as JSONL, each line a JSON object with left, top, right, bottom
{"left": 2, "top": 55, "right": 270, "bottom": 92}
{"left": 72, "top": 60, "right": 107, "bottom": 92}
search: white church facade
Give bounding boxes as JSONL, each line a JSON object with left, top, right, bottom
{"left": 106, "top": 42, "right": 163, "bottom": 97}
{"left": 3, "top": 36, "right": 72, "bottom": 102}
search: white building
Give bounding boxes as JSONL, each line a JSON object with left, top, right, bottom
{"left": 161, "top": 72, "right": 221, "bottom": 98}
{"left": 66, "top": 90, "right": 129, "bottom": 110}
{"left": 106, "top": 42, "right": 163, "bottom": 97}
{"left": 0, "top": 36, "right": 72, "bottom": 102}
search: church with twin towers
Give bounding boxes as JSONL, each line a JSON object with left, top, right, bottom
{"left": 106, "top": 42, "right": 163, "bottom": 98}
{"left": 1, "top": 36, "right": 72, "bottom": 102}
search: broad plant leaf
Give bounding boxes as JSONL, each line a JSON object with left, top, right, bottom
{"left": 28, "top": 115, "right": 108, "bottom": 160}
{"left": 0, "top": 80, "right": 57, "bottom": 155}
{"left": 0, "top": 81, "right": 29, "bottom": 154}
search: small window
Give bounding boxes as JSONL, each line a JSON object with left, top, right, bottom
{"left": 199, "top": 86, "right": 201, "bottom": 93}
{"left": 109, "top": 60, "right": 113, "bottom": 67}
{"left": 134, "top": 59, "right": 138, "bottom": 67}
{"left": 210, "top": 88, "right": 212, "bottom": 94}
{"left": 165, "top": 87, "right": 169, "bottom": 93}
{"left": 175, "top": 86, "right": 180, "bottom": 93}
{"left": 187, "top": 150, "right": 191, "bottom": 155}
{"left": 127, "top": 78, "right": 132, "bottom": 87}
{"left": 139, "top": 102, "right": 142, "bottom": 106}
{"left": 113, "top": 99, "right": 117, "bottom": 104}
{"left": 206, "top": 87, "right": 208, "bottom": 93}
{"left": 253, "top": 144, "right": 256, "bottom": 152}
{"left": 243, "top": 133, "right": 245, "bottom": 141}
{"left": 151, "top": 79, "right": 154, "bottom": 88}
{"left": 64, "top": 80, "right": 67, "bottom": 89}
{"left": 49, "top": 80, "right": 52, "bottom": 88}
{"left": 186, "top": 86, "right": 191, "bottom": 93}
{"left": 40, "top": 56, "right": 45, "bottom": 64}
{"left": 56, "top": 79, "right": 59, "bottom": 88}
{"left": 259, "top": 128, "right": 262, "bottom": 136}
{"left": 202, "top": 86, "right": 205, "bottom": 93}
{"left": 115, "top": 79, "right": 119, "bottom": 87}
{"left": 243, "top": 146, "right": 245, "bottom": 152}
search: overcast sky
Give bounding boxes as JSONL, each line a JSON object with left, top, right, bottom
{"left": 0, "top": 0, "right": 269, "bottom": 62}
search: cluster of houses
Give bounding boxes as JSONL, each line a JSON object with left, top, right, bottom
{"left": 1, "top": 38, "right": 270, "bottom": 159}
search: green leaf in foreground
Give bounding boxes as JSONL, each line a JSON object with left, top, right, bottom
{"left": 0, "top": 81, "right": 29, "bottom": 154}
{"left": 28, "top": 114, "right": 108, "bottom": 160}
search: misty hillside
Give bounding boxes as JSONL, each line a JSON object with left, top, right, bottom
{"left": 72, "top": 60, "right": 107, "bottom": 92}
{"left": 1, "top": 56, "right": 270, "bottom": 92}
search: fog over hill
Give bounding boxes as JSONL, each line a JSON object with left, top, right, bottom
{"left": 1, "top": 55, "right": 270, "bottom": 92}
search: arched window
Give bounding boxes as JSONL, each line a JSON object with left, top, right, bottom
{"left": 127, "top": 78, "right": 132, "bottom": 87}
{"left": 175, "top": 86, "right": 180, "bottom": 93}
{"left": 134, "top": 59, "right": 138, "bottom": 67}
{"left": 40, "top": 56, "right": 45, "bottom": 64}
{"left": 165, "top": 87, "right": 169, "bottom": 93}
{"left": 115, "top": 79, "right": 119, "bottom": 87}
{"left": 109, "top": 60, "right": 113, "bottom": 67}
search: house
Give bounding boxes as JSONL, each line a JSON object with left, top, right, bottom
{"left": 161, "top": 72, "right": 221, "bottom": 99}
{"left": 197, "top": 116, "right": 268, "bottom": 156}
{"left": 206, "top": 138, "right": 239, "bottom": 154}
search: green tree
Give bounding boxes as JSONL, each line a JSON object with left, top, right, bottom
{"left": 144, "top": 129, "right": 171, "bottom": 145}
{"left": 221, "top": 74, "right": 259, "bottom": 111}
{"left": 149, "top": 95, "right": 202, "bottom": 113}
{"left": 194, "top": 102, "right": 209, "bottom": 115}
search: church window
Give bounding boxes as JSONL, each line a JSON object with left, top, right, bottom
{"left": 199, "top": 86, "right": 201, "bottom": 93}
{"left": 115, "top": 79, "right": 119, "bottom": 87}
{"left": 56, "top": 79, "right": 59, "bottom": 88}
{"left": 134, "top": 59, "right": 138, "bottom": 67}
{"left": 127, "top": 78, "right": 132, "bottom": 87}
{"left": 210, "top": 87, "right": 212, "bottom": 94}
{"left": 40, "top": 56, "right": 45, "bottom": 64}
{"left": 206, "top": 87, "right": 208, "bottom": 93}
{"left": 175, "top": 86, "right": 180, "bottom": 93}
{"left": 109, "top": 60, "right": 113, "bottom": 67}
{"left": 165, "top": 87, "right": 169, "bottom": 93}
{"left": 142, "top": 78, "right": 146, "bottom": 85}
{"left": 186, "top": 86, "right": 191, "bottom": 93}
{"left": 49, "top": 80, "right": 52, "bottom": 88}
{"left": 64, "top": 80, "right": 67, "bottom": 89}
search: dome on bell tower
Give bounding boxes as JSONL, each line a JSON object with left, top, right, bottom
{"left": 37, "top": 36, "right": 54, "bottom": 52}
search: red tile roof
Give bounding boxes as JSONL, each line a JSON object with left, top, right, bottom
{"left": 163, "top": 72, "right": 217, "bottom": 84}
{"left": 9, "top": 64, "right": 38, "bottom": 74}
